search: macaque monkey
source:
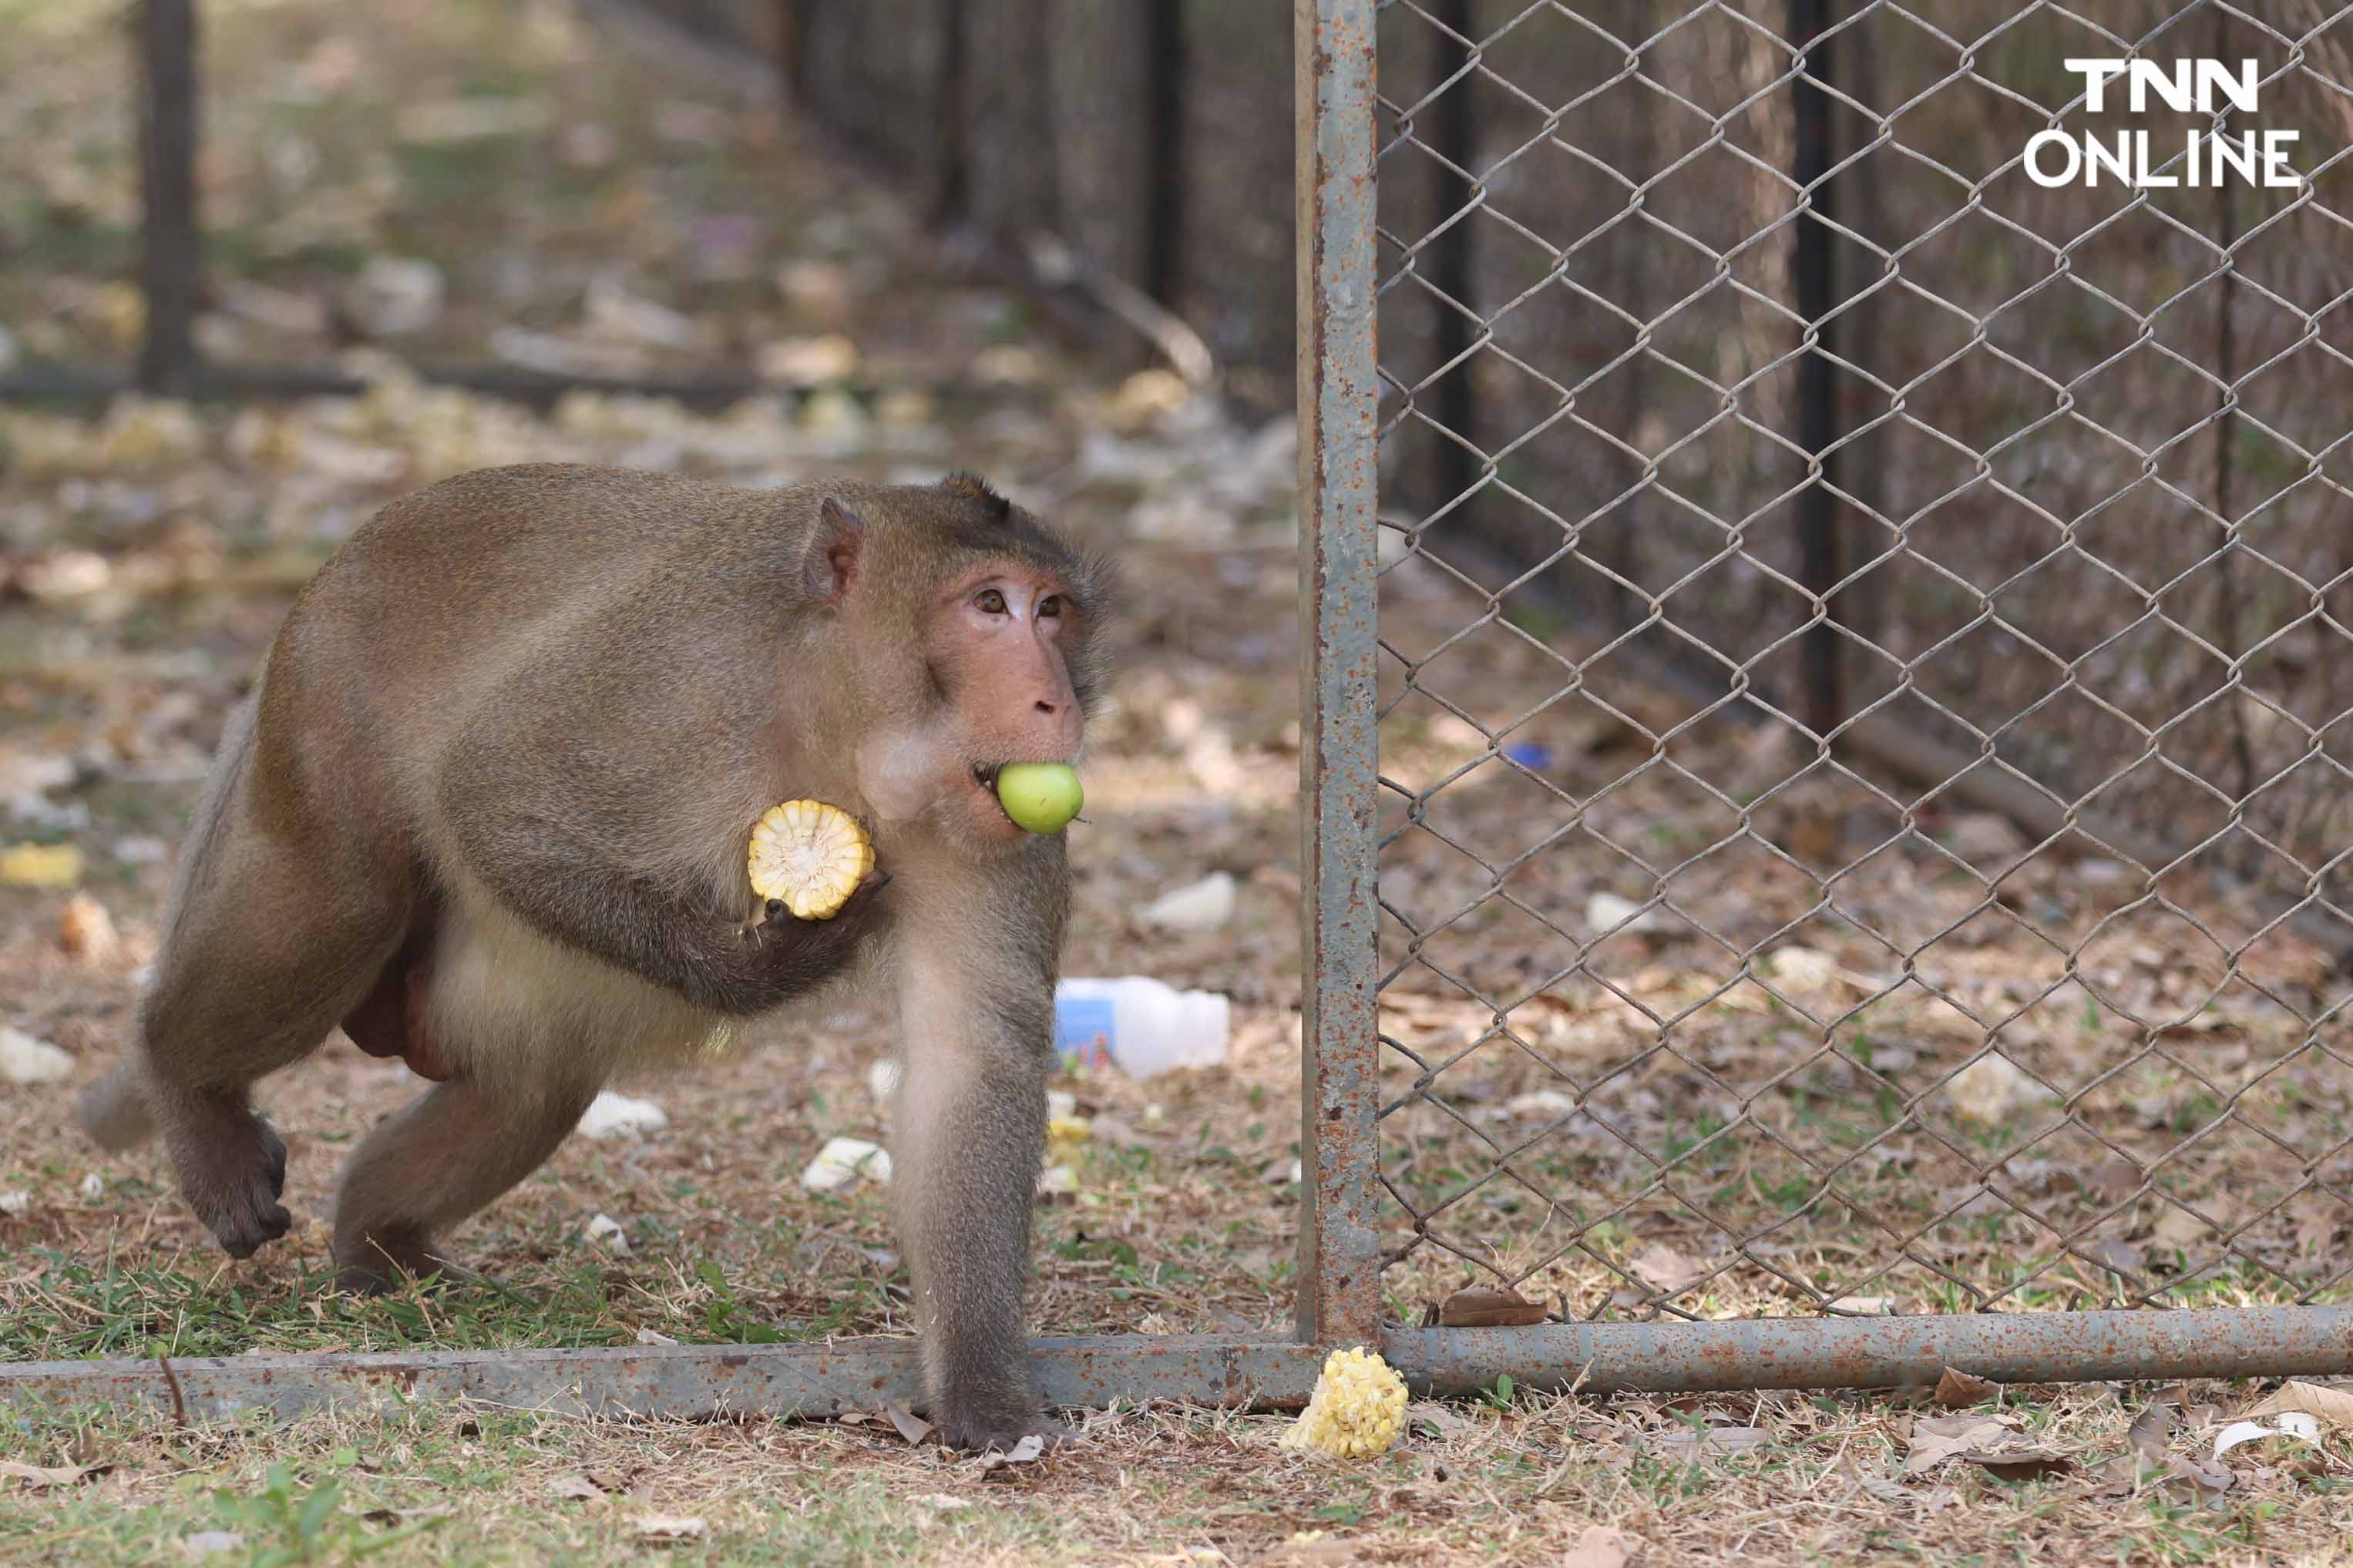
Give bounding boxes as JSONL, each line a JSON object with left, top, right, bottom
{"left": 76, "top": 465, "right": 1108, "bottom": 1449}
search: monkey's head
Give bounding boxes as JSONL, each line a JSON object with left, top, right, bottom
{"left": 806, "top": 474, "right": 1111, "bottom": 845}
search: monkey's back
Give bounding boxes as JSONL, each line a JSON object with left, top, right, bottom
{"left": 254, "top": 465, "right": 807, "bottom": 814}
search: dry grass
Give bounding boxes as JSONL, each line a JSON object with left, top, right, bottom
{"left": 8, "top": 1377, "right": 2353, "bottom": 1566}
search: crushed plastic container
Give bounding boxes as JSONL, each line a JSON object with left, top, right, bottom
{"left": 1054, "top": 977, "right": 1229, "bottom": 1079}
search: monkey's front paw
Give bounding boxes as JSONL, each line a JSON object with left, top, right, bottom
{"left": 189, "top": 1115, "right": 291, "bottom": 1260}
{"left": 934, "top": 1401, "right": 1059, "bottom": 1455}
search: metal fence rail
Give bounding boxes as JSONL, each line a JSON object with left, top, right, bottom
{"left": 1360, "top": 0, "right": 2353, "bottom": 1382}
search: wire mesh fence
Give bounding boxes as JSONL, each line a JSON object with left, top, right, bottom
{"left": 1363, "top": 0, "right": 2353, "bottom": 1341}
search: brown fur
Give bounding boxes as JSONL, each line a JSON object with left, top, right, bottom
{"left": 77, "top": 465, "right": 1110, "bottom": 1451}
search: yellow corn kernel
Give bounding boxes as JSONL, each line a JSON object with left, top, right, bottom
{"left": 1279, "top": 1345, "right": 1409, "bottom": 1459}
{"left": 748, "top": 800, "right": 876, "bottom": 921}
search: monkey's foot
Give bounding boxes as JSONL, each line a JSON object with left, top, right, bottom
{"left": 167, "top": 1095, "right": 291, "bottom": 1259}
{"left": 933, "top": 1398, "right": 1064, "bottom": 1455}
{"left": 1025, "top": 1416, "right": 1080, "bottom": 1449}
{"left": 331, "top": 1226, "right": 484, "bottom": 1295}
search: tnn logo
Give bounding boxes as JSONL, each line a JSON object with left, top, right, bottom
{"left": 2022, "top": 59, "right": 2301, "bottom": 190}
{"left": 2071, "top": 57, "right": 2257, "bottom": 113}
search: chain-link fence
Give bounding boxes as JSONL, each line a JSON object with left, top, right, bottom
{"left": 1335, "top": 0, "right": 2353, "bottom": 1377}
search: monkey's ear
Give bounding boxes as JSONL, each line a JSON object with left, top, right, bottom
{"left": 805, "top": 497, "right": 865, "bottom": 603}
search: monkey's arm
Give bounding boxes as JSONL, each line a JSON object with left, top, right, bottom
{"left": 891, "top": 854, "right": 1067, "bottom": 1448}
{"left": 445, "top": 782, "right": 883, "bottom": 1014}
{"left": 437, "top": 677, "right": 882, "bottom": 1016}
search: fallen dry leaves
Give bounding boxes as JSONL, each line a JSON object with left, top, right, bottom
{"left": 2244, "top": 1379, "right": 2353, "bottom": 1426}
{"left": 1902, "top": 1412, "right": 2073, "bottom": 1479}
{"left": 1435, "top": 1284, "right": 1550, "bottom": 1327}
{"left": 1933, "top": 1367, "right": 1997, "bottom": 1408}
{"left": 0, "top": 1458, "right": 107, "bottom": 1488}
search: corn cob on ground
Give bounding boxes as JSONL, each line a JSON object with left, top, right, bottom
{"left": 1279, "top": 1345, "right": 1410, "bottom": 1458}
{"left": 748, "top": 800, "right": 875, "bottom": 921}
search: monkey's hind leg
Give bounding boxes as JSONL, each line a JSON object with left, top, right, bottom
{"left": 142, "top": 871, "right": 406, "bottom": 1259}
{"left": 330, "top": 1075, "right": 599, "bottom": 1294}
{"left": 136, "top": 700, "right": 412, "bottom": 1259}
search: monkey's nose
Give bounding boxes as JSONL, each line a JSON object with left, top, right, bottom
{"left": 1034, "top": 699, "right": 1058, "bottom": 714}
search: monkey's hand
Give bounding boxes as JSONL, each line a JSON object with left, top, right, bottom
{"left": 733, "top": 868, "right": 892, "bottom": 995}
{"left": 446, "top": 730, "right": 891, "bottom": 1014}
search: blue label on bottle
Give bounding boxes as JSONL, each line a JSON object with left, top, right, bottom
{"left": 1054, "top": 996, "right": 1117, "bottom": 1070}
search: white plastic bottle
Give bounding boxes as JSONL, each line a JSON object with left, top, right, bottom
{"left": 1054, "top": 978, "right": 1230, "bottom": 1079}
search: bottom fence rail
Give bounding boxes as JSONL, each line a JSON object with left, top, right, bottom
{"left": 5, "top": 1308, "right": 2350, "bottom": 1424}
{"left": 0, "top": 1335, "right": 1325, "bottom": 1424}
{"left": 1390, "top": 1306, "right": 2353, "bottom": 1396}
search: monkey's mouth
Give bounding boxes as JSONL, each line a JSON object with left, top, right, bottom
{"left": 970, "top": 761, "right": 1017, "bottom": 826}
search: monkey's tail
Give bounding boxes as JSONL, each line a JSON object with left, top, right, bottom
{"left": 78, "top": 686, "right": 263, "bottom": 1157}
{"left": 76, "top": 1055, "right": 158, "bottom": 1152}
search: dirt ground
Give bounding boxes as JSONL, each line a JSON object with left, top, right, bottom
{"left": 6, "top": 0, "right": 2353, "bottom": 1563}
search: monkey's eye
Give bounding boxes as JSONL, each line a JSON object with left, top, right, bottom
{"left": 976, "top": 588, "right": 1009, "bottom": 615}
{"left": 1039, "top": 594, "right": 1063, "bottom": 619}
